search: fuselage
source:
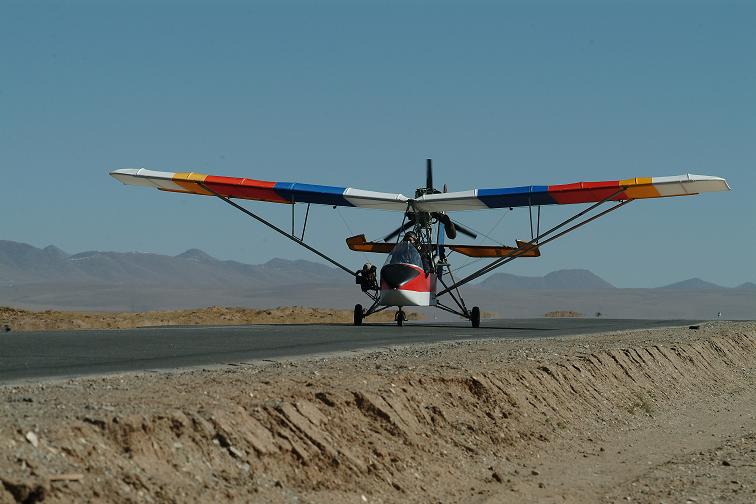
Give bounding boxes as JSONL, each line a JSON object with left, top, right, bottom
{"left": 378, "top": 241, "right": 436, "bottom": 307}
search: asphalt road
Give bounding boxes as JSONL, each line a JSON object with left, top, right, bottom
{"left": 0, "top": 319, "right": 694, "bottom": 383}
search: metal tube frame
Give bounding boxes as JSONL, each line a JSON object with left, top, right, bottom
{"left": 435, "top": 300, "right": 468, "bottom": 318}
{"left": 198, "top": 183, "right": 357, "bottom": 278}
{"left": 437, "top": 188, "right": 631, "bottom": 297}
{"left": 469, "top": 199, "right": 631, "bottom": 280}
{"left": 437, "top": 274, "right": 469, "bottom": 317}
{"left": 364, "top": 301, "right": 390, "bottom": 317}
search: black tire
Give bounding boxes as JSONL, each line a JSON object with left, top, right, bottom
{"left": 354, "top": 304, "right": 363, "bottom": 326}
{"left": 471, "top": 306, "right": 480, "bottom": 328}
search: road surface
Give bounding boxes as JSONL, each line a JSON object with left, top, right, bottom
{"left": 0, "top": 318, "right": 693, "bottom": 383}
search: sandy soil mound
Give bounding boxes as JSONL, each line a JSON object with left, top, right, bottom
{"left": 0, "top": 306, "right": 421, "bottom": 332}
{"left": 0, "top": 322, "right": 754, "bottom": 503}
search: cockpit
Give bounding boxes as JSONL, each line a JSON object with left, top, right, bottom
{"left": 384, "top": 241, "right": 430, "bottom": 272}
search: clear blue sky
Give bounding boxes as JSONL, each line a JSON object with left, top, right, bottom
{"left": 1, "top": 0, "right": 753, "bottom": 287}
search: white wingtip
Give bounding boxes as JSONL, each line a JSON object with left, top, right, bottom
{"left": 109, "top": 168, "right": 182, "bottom": 190}
{"left": 685, "top": 174, "right": 732, "bottom": 192}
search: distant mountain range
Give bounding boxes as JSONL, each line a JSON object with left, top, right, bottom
{"left": 0, "top": 240, "right": 753, "bottom": 318}
{"left": 479, "top": 269, "right": 615, "bottom": 290}
{"left": 0, "top": 240, "right": 345, "bottom": 288}
{"left": 480, "top": 269, "right": 756, "bottom": 291}
{"left": 657, "top": 278, "right": 756, "bottom": 290}
{"left": 3, "top": 240, "right": 751, "bottom": 291}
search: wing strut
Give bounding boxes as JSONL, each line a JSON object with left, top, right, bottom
{"left": 198, "top": 182, "right": 357, "bottom": 278}
{"left": 301, "top": 203, "right": 311, "bottom": 240}
{"left": 436, "top": 274, "right": 470, "bottom": 318}
{"left": 437, "top": 188, "right": 632, "bottom": 297}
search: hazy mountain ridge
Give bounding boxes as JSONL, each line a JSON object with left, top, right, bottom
{"left": 174, "top": 249, "right": 217, "bottom": 263}
{"left": 656, "top": 278, "right": 723, "bottom": 290}
{"left": 481, "top": 270, "right": 751, "bottom": 292}
{"left": 0, "top": 240, "right": 345, "bottom": 288}
{"left": 479, "top": 269, "right": 615, "bottom": 290}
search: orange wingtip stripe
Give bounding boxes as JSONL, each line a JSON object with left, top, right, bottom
{"left": 172, "top": 172, "right": 212, "bottom": 195}
{"left": 619, "top": 177, "right": 660, "bottom": 199}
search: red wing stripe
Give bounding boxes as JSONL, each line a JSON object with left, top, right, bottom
{"left": 203, "top": 175, "right": 290, "bottom": 203}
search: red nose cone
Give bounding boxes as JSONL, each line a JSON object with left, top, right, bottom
{"left": 381, "top": 264, "right": 419, "bottom": 289}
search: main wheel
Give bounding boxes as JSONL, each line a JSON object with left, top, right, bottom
{"left": 470, "top": 306, "right": 480, "bottom": 328}
{"left": 354, "top": 304, "right": 363, "bottom": 326}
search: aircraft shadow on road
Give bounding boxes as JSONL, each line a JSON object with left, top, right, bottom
{"left": 255, "top": 322, "right": 557, "bottom": 331}
{"left": 372, "top": 323, "right": 557, "bottom": 331}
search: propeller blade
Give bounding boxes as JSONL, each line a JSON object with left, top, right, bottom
{"left": 433, "top": 212, "right": 457, "bottom": 240}
{"left": 452, "top": 219, "right": 478, "bottom": 239}
{"left": 382, "top": 220, "right": 415, "bottom": 242}
{"left": 444, "top": 220, "right": 457, "bottom": 240}
{"left": 426, "top": 159, "right": 433, "bottom": 191}
{"left": 438, "top": 184, "right": 451, "bottom": 259}
{"left": 436, "top": 220, "right": 446, "bottom": 278}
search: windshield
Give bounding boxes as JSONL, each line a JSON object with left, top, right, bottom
{"left": 384, "top": 242, "right": 423, "bottom": 268}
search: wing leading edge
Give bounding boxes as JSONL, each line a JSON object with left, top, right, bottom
{"left": 111, "top": 169, "right": 729, "bottom": 212}
{"left": 110, "top": 168, "right": 409, "bottom": 210}
{"left": 413, "top": 174, "right": 730, "bottom": 212}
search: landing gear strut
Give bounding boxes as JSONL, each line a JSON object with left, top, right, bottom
{"left": 395, "top": 308, "right": 407, "bottom": 327}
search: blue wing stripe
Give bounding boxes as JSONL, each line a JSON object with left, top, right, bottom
{"left": 477, "top": 185, "right": 556, "bottom": 208}
{"left": 273, "top": 182, "right": 354, "bottom": 206}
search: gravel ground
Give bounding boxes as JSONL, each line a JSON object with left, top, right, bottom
{"left": 0, "top": 321, "right": 754, "bottom": 503}
{"left": 0, "top": 306, "right": 420, "bottom": 332}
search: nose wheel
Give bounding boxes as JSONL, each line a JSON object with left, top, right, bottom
{"left": 395, "top": 308, "right": 407, "bottom": 327}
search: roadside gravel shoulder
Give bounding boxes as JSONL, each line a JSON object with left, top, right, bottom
{"left": 0, "top": 321, "right": 753, "bottom": 503}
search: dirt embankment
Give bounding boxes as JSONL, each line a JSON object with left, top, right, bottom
{"left": 0, "top": 306, "right": 421, "bottom": 332}
{"left": 0, "top": 323, "right": 754, "bottom": 503}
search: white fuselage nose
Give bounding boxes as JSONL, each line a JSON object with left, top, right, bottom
{"left": 379, "top": 288, "right": 432, "bottom": 307}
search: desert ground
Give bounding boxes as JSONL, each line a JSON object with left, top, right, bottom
{"left": 0, "top": 320, "right": 754, "bottom": 503}
{"left": 0, "top": 306, "right": 420, "bottom": 332}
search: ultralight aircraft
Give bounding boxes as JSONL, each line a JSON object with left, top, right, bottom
{"left": 111, "top": 161, "right": 729, "bottom": 327}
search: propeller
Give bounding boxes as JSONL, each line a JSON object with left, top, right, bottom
{"left": 382, "top": 160, "right": 477, "bottom": 242}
